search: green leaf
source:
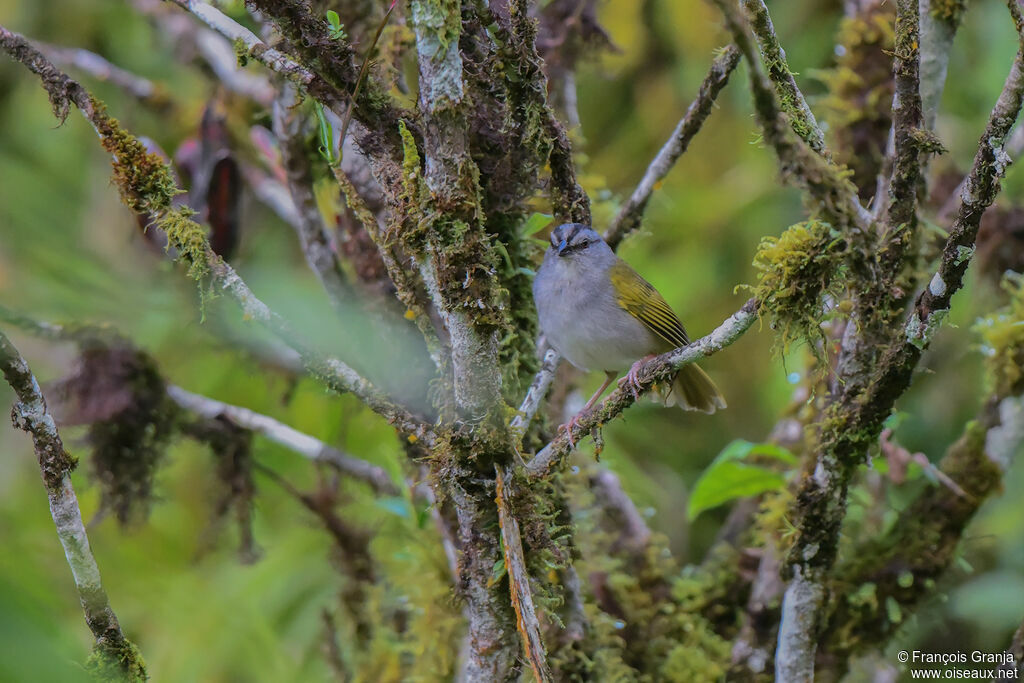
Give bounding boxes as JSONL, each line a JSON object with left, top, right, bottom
{"left": 711, "top": 439, "right": 797, "bottom": 465}
{"left": 746, "top": 442, "right": 798, "bottom": 464}
{"left": 687, "top": 439, "right": 794, "bottom": 520}
{"left": 326, "top": 10, "right": 341, "bottom": 28}
{"left": 520, "top": 212, "right": 554, "bottom": 237}
{"left": 489, "top": 558, "right": 507, "bottom": 586}
{"left": 313, "top": 102, "right": 337, "bottom": 166}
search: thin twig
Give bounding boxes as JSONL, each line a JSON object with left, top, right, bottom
{"left": 0, "top": 330, "right": 146, "bottom": 678}
{"left": 336, "top": 0, "right": 398, "bottom": 160}
{"left": 166, "top": 0, "right": 348, "bottom": 116}
{"left": 495, "top": 467, "right": 552, "bottom": 683}
{"left": 510, "top": 347, "right": 559, "bottom": 439}
{"left": 40, "top": 41, "right": 167, "bottom": 107}
{"left": 740, "top": 0, "right": 827, "bottom": 154}
{"left": 167, "top": 385, "right": 399, "bottom": 495}
{"left": 526, "top": 298, "right": 759, "bottom": 479}
{"left": 272, "top": 86, "right": 350, "bottom": 315}
{"left": 603, "top": 45, "right": 741, "bottom": 250}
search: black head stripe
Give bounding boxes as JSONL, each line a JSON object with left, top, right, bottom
{"left": 566, "top": 223, "right": 583, "bottom": 246}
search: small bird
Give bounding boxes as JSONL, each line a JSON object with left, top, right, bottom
{"left": 533, "top": 223, "right": 725, "bottom": 435}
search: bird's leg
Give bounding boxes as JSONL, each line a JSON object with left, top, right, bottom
{"left": 559, "top": 372, "right": 616, "bottom": 447}
{"left": 618, "top": 355, "right": 656, "bottom": 400}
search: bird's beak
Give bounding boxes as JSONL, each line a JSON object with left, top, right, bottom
{"left": 557, "top": 238, "right": 568, "bottom": 256}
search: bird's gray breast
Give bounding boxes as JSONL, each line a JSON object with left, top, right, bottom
{"left": 533, "top": 250, "right": 659, "bottom": 373}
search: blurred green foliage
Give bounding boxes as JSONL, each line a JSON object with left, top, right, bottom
{"left": 0, "top": 0, "right": 1022, "bottom": 679}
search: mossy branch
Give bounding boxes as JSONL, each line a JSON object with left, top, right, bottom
{"left": 167, "top": 385, "right": 400, "bottom": 496}
{"left": 0, "top": 330, "right": 147, "bottom": 682}
{"left": 880, "top": 0, "right": 924, "bottom": 269}
{"left": 740, "top": 0, "right": 828, "bottom": 154}
{"left": 505, "top": 0, "right": 591, "bottom": 225}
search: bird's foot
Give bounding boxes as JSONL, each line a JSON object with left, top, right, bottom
{"left": 618, "top": 355, "right": 655, "bottom": 400}
{"left": 557, "top": 412, "right": 587, "bottom": 448}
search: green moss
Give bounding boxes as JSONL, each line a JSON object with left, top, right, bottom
{"left": 973, "top": 273, "right": 1024, "bottom": 395}
{"left": 818, "top": 5, "right": 895, "bottom": 198}
{"left": 158, "top": 208, "right": 210, "bottom": 283}
{"left": 930, "top": 0, "right": 967, "bottom": 26}
{"left": 85, "top": 637, "right": 147, "bottom": 682}
{"left": 91, "top": 99, "right": 179, "bottom": 214}
{"left": 741, "top": 219, "right": 847, "bottom": 353}
{"left": 396, "top": 119, "right": 427, "bottom": 244}
{"left": 232, "top": 37, "right": 249, "bottom": 67}
{"left": 910, "top": 127, "right": 947, "bottom": 155}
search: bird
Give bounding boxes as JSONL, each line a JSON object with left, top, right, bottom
{"left": 532, "top": 223, "right": 725, "bottom": 437}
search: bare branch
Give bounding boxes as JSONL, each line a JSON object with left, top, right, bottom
{"left": 603, "top": 45, "right": 741, "bottom": 250}
{"left": 167, "top": 385, "right": 399, "bottom": 495}
{"left": 496, "top": 468, "right": 552, "bottom": 683}
{"left": 39, "top": 41, "right": 167, "bottom": 107}
{"left": 740, "top": 0, "right": 827, "bottom": 154}
{"left": 0, "top": 330, "right": 146, "bottom": 679}
{"left": 239, "top": 163, "right": 303, "bottom": 230}
{"left": 589, "top": 469, "right": 652, "bottom": 550}
{"left": 133, "top": 0, "right": 276, "bottom": 105}
{"left": 526, "top": 298, "right": 759, "bottom": 479}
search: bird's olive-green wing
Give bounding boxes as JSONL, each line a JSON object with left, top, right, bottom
{"left": 609, "top": 259, "right": 689, "bottom": 348}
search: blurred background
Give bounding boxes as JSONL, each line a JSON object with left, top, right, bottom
{"left": 0, "top": 0, "right": 1021, "bottom": 680}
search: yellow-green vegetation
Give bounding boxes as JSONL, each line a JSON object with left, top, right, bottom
{"left": 158, "top": 208, "right": 210, "bottom": 283}
{"left": 974, "top": 273, "right": 1024, "bottom": 396}
{"left": 819, "top": 4, "right": 895, "bottom": 198}
{"left": 85, "top": 638, "right": 147, "bottom": 682}
{"left": 743, "top": 219, "right": 847, "bottom": 352}
{"left": 930, "top": 0, "right": 967, "bottom": 26}
{"left": 92, "top": 101, "right": 179, "bottom": 214}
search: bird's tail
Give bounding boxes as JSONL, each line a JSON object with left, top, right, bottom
{"left": 664, "top": 364, "right": 726, "bottom": 414}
